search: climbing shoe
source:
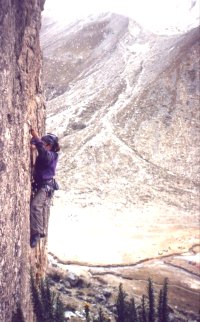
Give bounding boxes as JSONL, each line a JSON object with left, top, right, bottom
{"left": 30, "top": 234, "right": 40, "bottom": 248}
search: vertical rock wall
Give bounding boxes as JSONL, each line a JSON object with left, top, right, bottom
{"left": 0, "top": 0, "right": 45, "bottom": 321}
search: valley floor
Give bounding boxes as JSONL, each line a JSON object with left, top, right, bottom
{"left": 47, "top": 191, "right": 200, "bottom": 320}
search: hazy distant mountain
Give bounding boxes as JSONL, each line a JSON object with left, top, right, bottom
{"left": 40, "top": 13, "right": 200, "bottom": 213}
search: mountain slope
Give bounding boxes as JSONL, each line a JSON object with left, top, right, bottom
{"left": 41, "top": 13, "right": 200, "bottom": 213}
{"left": 40, "top": 15, "right": 200, "bottom": 317}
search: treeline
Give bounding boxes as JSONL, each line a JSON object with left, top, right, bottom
{"left": 28, "top": 275, "right": 169, "bottom": 322}
{"left": 85, "top": 278, "right": 169, "bottom": 322}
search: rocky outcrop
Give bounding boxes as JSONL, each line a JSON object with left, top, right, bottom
{"left": 0, "top": 0, "right": 45, "bottom": 321}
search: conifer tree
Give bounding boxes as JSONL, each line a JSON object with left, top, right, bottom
{"left": 30, "top": 272, "right": 65, "bottom": 322}
{"left": 116, "top": 283, "right": 128, "bottom": 322}
{"left": 97, "top": 307, "right": 106, "bottom": 322}
{"left": 30, "top": 273, "right": 44, "bottom": 322}
{"left": 157, "top": 289, "right": 163, "bottom": 322}
{"left": 40, "top": 278, "right": 55, "bottom": 320}
{"left": 54, "top": 296, "right": 65, "bottom": 322}
{"left": 147, "top": 278, "right": 155, "bottom": 322}
{"left": 127, "top": 298, "right": 138, "bottom": 322}
{"left": 140, "top": 295, "right": 147, "bottom": 322}
{"left": 161, "top": 278, "right": 169, "bottom": 322}
{"left": 85, "top": 303, "right": 90, "bottom": 322}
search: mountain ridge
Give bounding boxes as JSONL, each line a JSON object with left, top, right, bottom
{"left": 41, "top": 13, "right": 199, "bottom": 213}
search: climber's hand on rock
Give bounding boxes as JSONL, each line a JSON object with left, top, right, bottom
{"left": 30, "top": 128, "right": 39, "bottom": 139}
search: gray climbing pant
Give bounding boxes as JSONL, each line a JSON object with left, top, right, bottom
{"left": 30, "top": 188, "right": 51, "bottom": 236}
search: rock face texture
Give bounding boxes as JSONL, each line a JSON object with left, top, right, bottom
{"left": 0, "top": 0, "right": 45, "bottom": 321}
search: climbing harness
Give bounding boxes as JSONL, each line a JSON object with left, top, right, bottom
{"left": 32, "top": 178, "right": 59, "bottom": 198}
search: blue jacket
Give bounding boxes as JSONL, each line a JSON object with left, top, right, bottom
{"left": 31, "top": 138, "right": 58, "bottom": 184}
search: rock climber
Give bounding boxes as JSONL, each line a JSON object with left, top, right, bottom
{"left": 30, "top": 128, "right": 60, "bottom": 248}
